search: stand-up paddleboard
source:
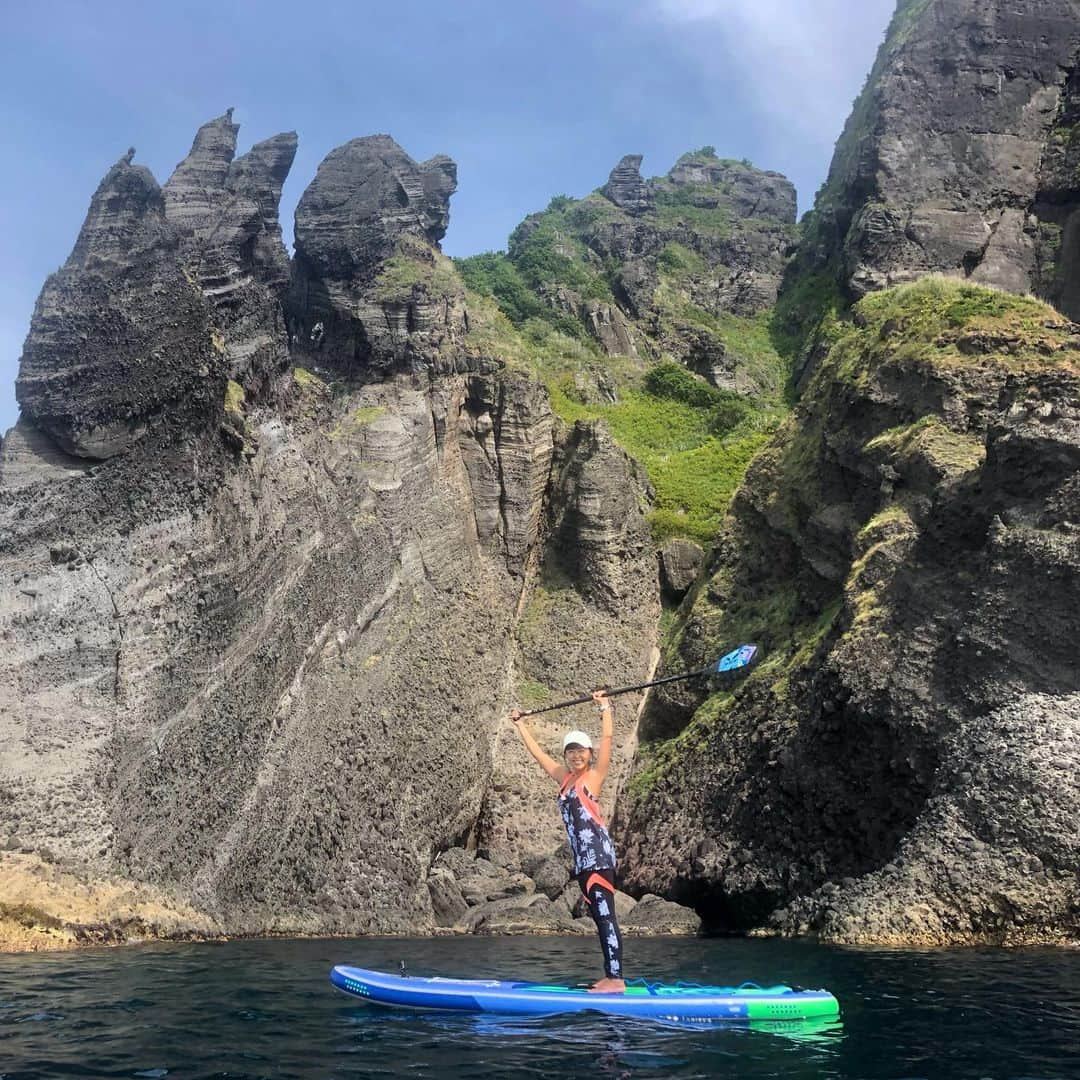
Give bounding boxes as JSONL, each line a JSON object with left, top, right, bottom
{"left": 330, "top": 966, "right": 839, "bottom": 1021}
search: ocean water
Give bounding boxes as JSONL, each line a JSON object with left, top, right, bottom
{"left": 0, "top": 935, "right": 1077, "bottom": 1079}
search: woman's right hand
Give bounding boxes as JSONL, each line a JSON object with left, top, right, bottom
{"left": 509, "top": 708, "right": 523, "bottom": 725}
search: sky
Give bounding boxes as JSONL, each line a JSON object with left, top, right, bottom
{"left": 0, "top": 0, "right": 897, "bottom": 435}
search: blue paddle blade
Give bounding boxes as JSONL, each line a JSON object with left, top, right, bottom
{"left": 714, "top": 644, "right": 758, "bottom": 674}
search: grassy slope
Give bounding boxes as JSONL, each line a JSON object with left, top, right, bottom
{"left": 457, "top": 163, "right": 796, "bottom": 545}
{"left": 461, "top": 287, "right": 784, "bottom": 544}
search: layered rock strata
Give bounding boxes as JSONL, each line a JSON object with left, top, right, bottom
{"left": 1, "top": 360, "right": 555, "bottom": 934}
{"left": 288, "top": 135, "right": 465, "bottom": 374}
{"left": 479, "top": 422, "right": 660, "bottom": 869}
{"left": 0, "top": 117, "right": 659, "bottom": 942}
{"left": 162, "top": 110, "right": 298, "bottom": 396}
{"left": 602, "top": 154, "right": 652, "bottom": 214}
{"left": 14, "top": 111, "right": 300, "bottom": 461}
{"left": 14, "top": 154, "right": 222, "bottom": 458}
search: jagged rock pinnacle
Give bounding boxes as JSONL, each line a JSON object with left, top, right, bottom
{"left": 15, "top": 148, "right": 219, "bottom": 458}
{"left": 293, "top": 134, "right": 458, "bottom": 277}
{"left": 602, "top": 154, "right": 651, "bottom": 213}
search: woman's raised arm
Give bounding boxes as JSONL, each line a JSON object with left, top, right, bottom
{"left": 589, "top": 691, "right": 614, "bottom": 792}
{"left": 509, "top": 709, "right": 568, "bottom": 784}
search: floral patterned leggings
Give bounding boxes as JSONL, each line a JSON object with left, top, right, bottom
{"left": 578, "top": 868, "right": 623, "bottom": 978}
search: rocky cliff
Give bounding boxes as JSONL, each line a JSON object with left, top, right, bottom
{"left": 617, "top": 278, "right": 1079, "bottom": 944}
{"left": 456, "top": 151, "right": 796, "bottom": 550}
{"left": 0, "top": 119, "right": 660, "bottom": 943}
{"left": 4, "top": 0, "right": 1079, "bottom": 953}
{"left": 617, "top": 0, "right": 1080, "bottom": 946}
{"left": 781, "top": 0, "right": 1080, "bottom": 396}
{"left": 460, "top": 149, "right": 796, "bottom": 397}
{"left": 801, "top": 0, "right": 1080, "bottom": 297}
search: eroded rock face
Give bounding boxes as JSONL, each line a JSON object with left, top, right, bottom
{"left": 545, "top": 423, "right": 657, "bottom": 613}
{"left": 163, "top": 110, "right": 298, "bottom": 395}
{"left": 293, "top": 135, "right": 456, "bottom": 279}
{"left": 617, "top": 282, "right": 1080, "bottom": 945}
{"left": 802, "top": 0, "right": 1080, "bottom": 300}
{"left": 773, "top": 693, "right": 1080, "bottom": 944}
{"left": 164, "top": 111, "right": 297, "bottom": 291}
{"left": 659, "top": 539, "right": 705, "bottom": 601}
{"left": 0, "top": 361, "right": 557, "bottom": 934}
{"left": 14, "top": 155, "right": 222, "bottom": 458}
{"left": 603, "top": 154, "right": 652, "bottom": 214}
{"left": 457, "top": 371, "right": 553, "bottom": 572}
{"left": 579, "top": 152, "right": 797, "bottom": 390}
{"left": 163, "top": 111, "right": 241, "bottom": 235}
{"left": 0, "top": 417, "right": 94, "bottom": 492}
{"left": 289, "top": 136, "right": 467, "bottom": 375}
{"left": 1035, "top": 64, "right": 1080, "bottom": 321}
{"left": 495, "top": 149, "right": 797, "bottom": 397}
{"left": 590, "top": 155, "right": 798, "bottom": 324}
{"left": 15, "top": 110, "right": 302, "bottom": 464}
{"left": 0, "top": 118, "right": 662, "bottom": 941}
{"left": 547, "top": 288, "right": 639, "bottom": 359}
{"left": 667, "top": 157, "right": 795, "bottom": 225}
{"left": 477, "top": 422, "right": 660, "bottom": 871}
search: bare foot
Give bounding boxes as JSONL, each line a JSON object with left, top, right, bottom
{"left": 589, "top": 977, "right": 626, "bottom": 994}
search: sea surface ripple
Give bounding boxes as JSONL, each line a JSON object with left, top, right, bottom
{"left": 1, "top": 935, "right": 1078, "bottom": 1078}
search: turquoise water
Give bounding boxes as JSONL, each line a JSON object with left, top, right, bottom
{"left": 1, "top": 935, "right": 1078, "bottom": 1078}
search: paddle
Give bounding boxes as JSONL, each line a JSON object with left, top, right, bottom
{"left": 515, "top": 643, "right": 759, "bottom": 717}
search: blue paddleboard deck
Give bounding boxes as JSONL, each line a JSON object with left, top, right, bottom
{"left": 330, "top": 965, "right": 839, "bottom": 1020}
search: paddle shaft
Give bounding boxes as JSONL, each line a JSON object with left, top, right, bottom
{"left": 516, "top": 665, "right": 712, "bottom": 718}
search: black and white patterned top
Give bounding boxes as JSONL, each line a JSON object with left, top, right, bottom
{"left": 557, "top": 773, "right": 616, "bottom": 875}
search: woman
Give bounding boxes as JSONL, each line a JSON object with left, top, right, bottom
{"left": 509, "top": 690, "right": 625, "bottom": 993}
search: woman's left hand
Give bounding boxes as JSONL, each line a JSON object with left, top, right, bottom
{"left": 592, "top": 689, "right": 611, "bottom": 710}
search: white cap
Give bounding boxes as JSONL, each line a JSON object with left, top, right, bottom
{"left": 562, "top": 730, "right": 593, "bottom": 751}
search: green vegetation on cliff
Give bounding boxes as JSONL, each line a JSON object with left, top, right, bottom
{"left": 628, "top": 276, "right": 1080, "bottom": 798}
{"left": 652, "top": 184, "right": 732, "bottom": 236}
{"left": 653, "top": 272, "right": 790, "bottom": 398}
{"left": 550, "top": 383, "right": 774, "bottom": 544}
{"left": 833, "top": 277, "right": 1080, "bottom": 377}
{"left": 456, "top": 158, "right": 799, "bottom": 545}
{"left": 373, "top": 241, "right": 461, "bottom": 302}
{"left": 463, "top": 292, "right": 777, "bottom": 542}
{"left": 509, "top": 213, "right": 615, "bottom": 301}
{"left": 457, "top": 252, "right": 552, "bottom": 326}
{"left": 769, "top": 266, "right": 848, "bottom": 375}
{"left": 224, "top": 379, "right": 246, "bottom": 417}
{"left": 458, "top": 192, "right": 619, "bottom": 343}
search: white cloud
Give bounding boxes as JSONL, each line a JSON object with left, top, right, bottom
{"left": 644, "top": 0, "right": 896, "bottom": 147}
